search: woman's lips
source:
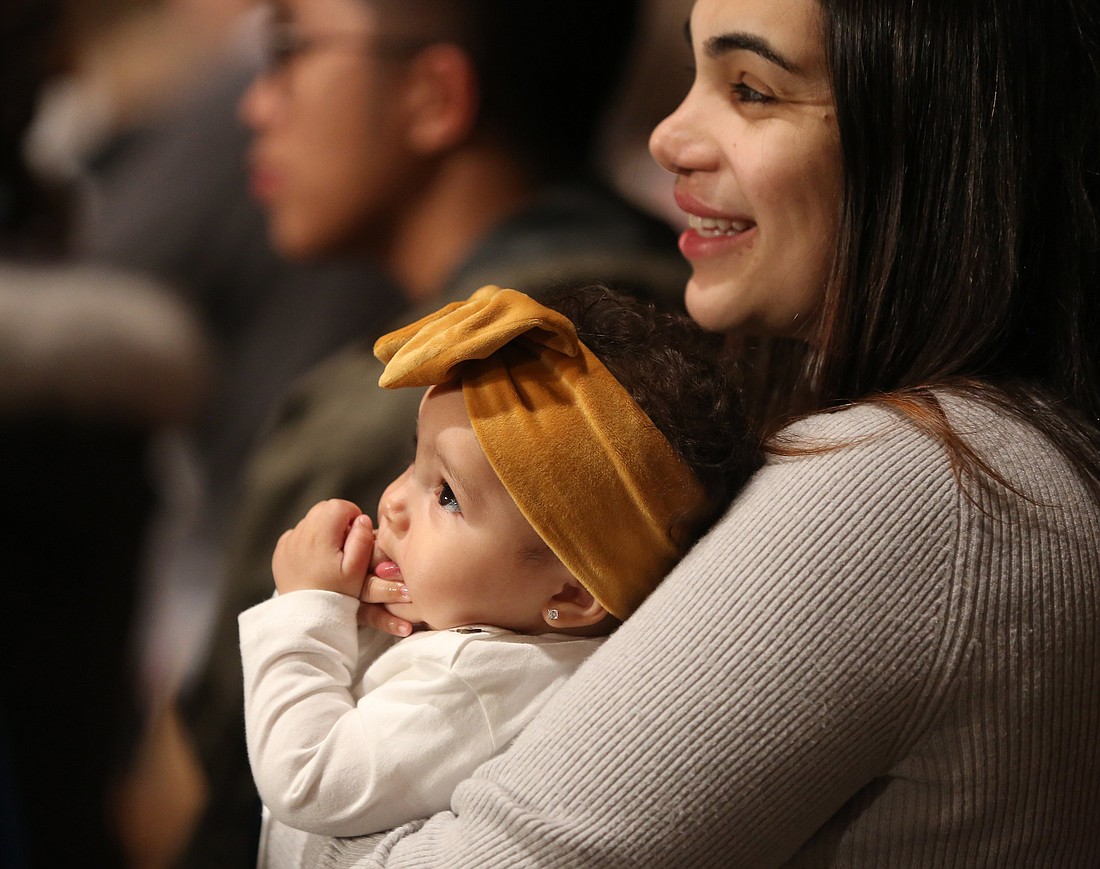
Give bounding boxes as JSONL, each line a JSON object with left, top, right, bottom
{"left": 687, "top": 214, "right": 753, "bottom": 236}
{"left": 673, "top": 191, "right": 756, "bottom": 260}
{"left": 678, "top": 223, "right": 757, "bottom": 260}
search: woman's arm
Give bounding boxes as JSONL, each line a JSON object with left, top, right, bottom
{"left": 309, "top": 405, "right": 973, "bottom": 867}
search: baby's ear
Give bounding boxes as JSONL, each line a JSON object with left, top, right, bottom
{"left": 541, "top": 580, "right": 607, "bottom": 630}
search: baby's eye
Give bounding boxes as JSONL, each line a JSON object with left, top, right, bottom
{"left": 437, "top": 482, "right": 461, "bottom": 514}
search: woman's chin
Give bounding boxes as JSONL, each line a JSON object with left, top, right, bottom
{"left": 685, "top": 274, "right": 819, "bottom": 339}
{"left": 684, "top": 274, "right": 749, "bottom": 334}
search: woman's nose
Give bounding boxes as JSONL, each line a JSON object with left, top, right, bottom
{"left": 649, "top": 90, "right": 714, "bottom": 177}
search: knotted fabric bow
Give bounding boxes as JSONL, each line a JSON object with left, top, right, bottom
{"left": 374, "top": 285, "right": 706, "bottom": 619}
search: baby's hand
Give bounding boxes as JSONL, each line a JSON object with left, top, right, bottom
{"left": 272, "top": 499, "right": 377, "bottom": 598}
{"left": 356, "top": 530, "right": 414, "bottom": 637}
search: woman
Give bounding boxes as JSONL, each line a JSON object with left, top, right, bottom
{"left": 317, "top": 0, "right": 1100, "bottom": 864}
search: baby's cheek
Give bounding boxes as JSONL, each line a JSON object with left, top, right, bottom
{"left": 382, "top": 600, "right": 415, "bottom": 617}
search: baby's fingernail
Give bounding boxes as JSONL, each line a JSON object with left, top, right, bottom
{"left": 399, "top": 585, "right": 410, "bottom": 599}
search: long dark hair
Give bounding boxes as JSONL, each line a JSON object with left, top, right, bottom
{"left": 789, "top": 0, "right": 1100, "bottom": 496}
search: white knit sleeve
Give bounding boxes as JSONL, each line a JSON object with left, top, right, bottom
{"left": 240, "top": 592, "right": 498, "bottom": 837}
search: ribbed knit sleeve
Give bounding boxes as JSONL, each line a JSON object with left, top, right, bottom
{"left": 308, "top": 397, "right": 1100, "bottom": 868}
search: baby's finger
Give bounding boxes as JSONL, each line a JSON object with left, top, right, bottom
{"left": 360, "top": 574, "right": 410, "bottom": 605}
{"left": 342, "top": 514, "right": 375, "bottom": 577}
{"left": 305, "top": 499, "right": 364, "bottom": 549}
{"left": 356, "top": 602, "right": 413, "bottom": 637}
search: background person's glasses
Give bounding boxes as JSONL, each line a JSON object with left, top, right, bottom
{"left": 261, "top": 18, "right": 430, "bottom": 75}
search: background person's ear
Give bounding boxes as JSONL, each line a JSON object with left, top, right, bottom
{"left": 542, "top": 581, "right": 608, "bottom": 629}
{"left": 402, "top": 43, "right": 479, "bottom": 154}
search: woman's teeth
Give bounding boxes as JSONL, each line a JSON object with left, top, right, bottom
{"left": 688, "top": 214, "right": 752, "bottom": 237}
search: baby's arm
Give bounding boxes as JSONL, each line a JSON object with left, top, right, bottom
{"left": 244, "top": 500, "right": 482, "bottom": 835}
{"left": 240, "top": 607, "right": 498, "bottom": 837}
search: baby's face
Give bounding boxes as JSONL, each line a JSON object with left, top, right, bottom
{"left": 374, "top": 383, "right": 571, "bottom": 632}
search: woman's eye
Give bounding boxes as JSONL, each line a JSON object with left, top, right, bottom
{"left": 731, "top": 82, "right": 773, "bottom": 104}
{"left": 437, "top": 482, "right": 461, "bottom": 514}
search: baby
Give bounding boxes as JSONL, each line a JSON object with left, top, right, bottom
{"left": 240, "top": 284, "right": 759, "bottom": 856}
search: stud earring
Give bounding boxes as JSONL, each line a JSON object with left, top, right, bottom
{"left": 547, "top": 608, "right": 559, "bottom": 621}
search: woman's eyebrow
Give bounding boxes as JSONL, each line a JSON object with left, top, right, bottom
{"left": 703, "top": 31, "right": 800, "bottom": 74}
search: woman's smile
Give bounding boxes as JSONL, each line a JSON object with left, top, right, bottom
{"left": 675, "top": 190, "right": 758, "bottom": 259}
{"left": 649, "top": 0, "right": 841, "bottom": 337}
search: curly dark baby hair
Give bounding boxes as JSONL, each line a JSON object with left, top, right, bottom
{"left": 540, "top": 284, "right": 762, "bottom": 541}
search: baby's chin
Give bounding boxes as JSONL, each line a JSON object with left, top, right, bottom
{"left": 382, "top": 600, "right": 422, "bottom": 624}
{"left": 382, "top": 602, "right": 439, "bottom": 634}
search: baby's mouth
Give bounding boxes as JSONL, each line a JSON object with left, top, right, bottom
{"left": 371, "top": 537, "right": 401, "bottom": 578}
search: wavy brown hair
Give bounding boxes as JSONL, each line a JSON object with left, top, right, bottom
{"left": 540, "top": 284, "right": 761, "bottom": 540}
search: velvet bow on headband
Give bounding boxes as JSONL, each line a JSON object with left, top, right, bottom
{"left": 374, "top": 285, "right": 706, "bottom": 619}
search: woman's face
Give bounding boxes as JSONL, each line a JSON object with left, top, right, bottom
{"left": 649, "top": 0, "right": 842, "bottom": 337}
{"left": 240, "top": 0, "right": 419, "bottom": 259}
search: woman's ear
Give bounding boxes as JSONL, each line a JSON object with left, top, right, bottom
{"left": 541, "top": 581, "right": 608, "bottom": 630}
{"left": 401, "top": 43, "right": 479, "bottom": 154}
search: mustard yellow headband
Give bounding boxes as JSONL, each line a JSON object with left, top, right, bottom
{"left": 374, "top": 285, "right": 706, "bottom": 619}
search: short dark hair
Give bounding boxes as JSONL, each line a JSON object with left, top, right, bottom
{"left": 370, "top": 0, "right": 642, "bottom": 181}
{"left": 800, "top": 0, "right": 1100, "bottom": 495}
{"left": 541, "top": 284, "right": 761, "bottom": 542}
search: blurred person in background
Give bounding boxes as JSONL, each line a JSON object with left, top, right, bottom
{"left": 0, "top": 1, "right": 208, "bottom": 866}
{"left": 19, "top": 3, "right": 404, "bottom": 866}
{"left": 153, "top": 0, "right": 694, "bottom": 865}
{"left": 24, "top": 0, "right": 403, "bottom": 710}
{"left": 596, "top": 0, "right": 696, "bottom": 227}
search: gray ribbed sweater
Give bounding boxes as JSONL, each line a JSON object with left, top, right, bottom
{"left": 303, "top": 396, "right": 1100, "bottom": 867}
